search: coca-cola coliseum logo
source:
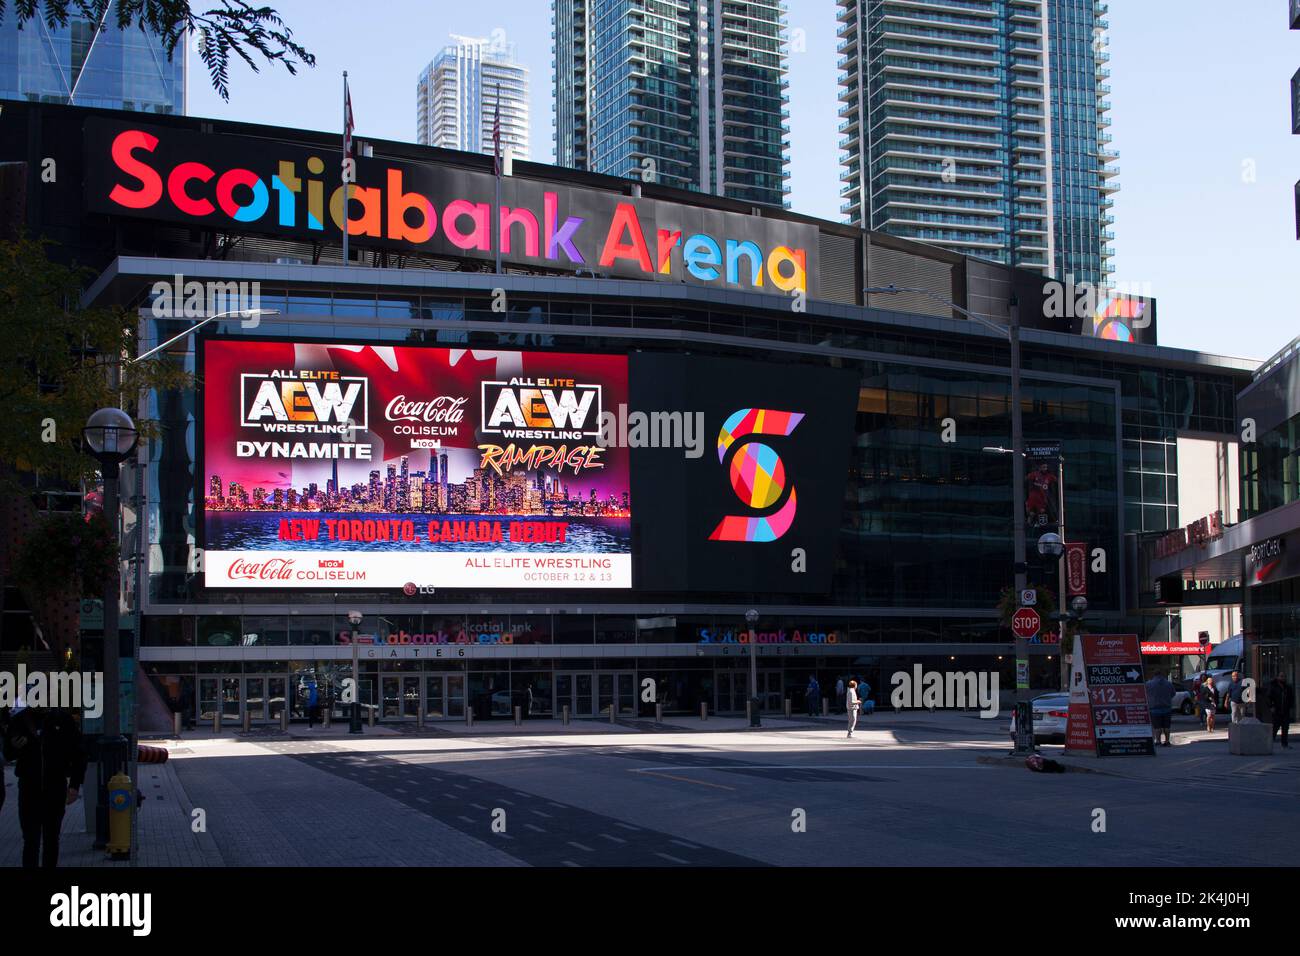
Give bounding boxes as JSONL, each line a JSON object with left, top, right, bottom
{"left": 384, "top": 395, "right": 468, "bottom": 424}
{"left": 228, "top": 557, "right": 296, "bottom": 580}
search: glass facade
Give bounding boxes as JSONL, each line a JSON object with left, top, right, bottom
{"left": 837, "top": 0, "right": 1115, "bottom": 284}
{"left": 0, "top": 3, "right": 184, "bottom": 114}
{"left": 134, "top": 285, "right": 1241, "bottom": 621}
{"left": 1241, "top": 410, "right": 1300, "bottom": 520}
{"left": 553, "top": 0, "right": 789, "bottom": 207}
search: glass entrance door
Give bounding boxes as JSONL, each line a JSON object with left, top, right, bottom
{"left": 244, "top": 677, "right": 267, "bottom": 722}
{"left": 422, "top": 675, "right": 466, "bottom": 719}
{"left": 715, "top": 671, "right": 782, "bottom": 713}
{"left": 220, "top": 677, "right": 241, "bottom": 722}
{"left": 597, "top": 672, "right": 636, "bottom": 716}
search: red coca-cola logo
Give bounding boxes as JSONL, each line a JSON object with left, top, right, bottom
{"left": 227, "top": 557, "right": 295, "bottom": 580}
{"left": 384, "top": 395, "right": 467, "bottom": 423}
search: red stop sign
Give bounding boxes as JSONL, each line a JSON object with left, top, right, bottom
{"left": 1012, "top": 607, "right": 1041, "bottom": 639}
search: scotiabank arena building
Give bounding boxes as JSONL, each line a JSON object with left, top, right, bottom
{"left": 0, "top": 103, "right": 1264, "bottom": 725}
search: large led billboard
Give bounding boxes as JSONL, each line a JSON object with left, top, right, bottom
{"left": 200, "top": 340, "right": 631, "bottom": 588}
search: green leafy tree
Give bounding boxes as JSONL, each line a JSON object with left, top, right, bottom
{"left": 0, "top": 0, "right": 314, "bottom": 101}
{"left": 0, "top": 235, "right": 191, "bottom": 492}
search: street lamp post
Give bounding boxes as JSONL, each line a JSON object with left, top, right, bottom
{"left": 866, "top": 285, "right": 1034, "bottom": 753}
{"left": 83, "top": 407, "right": 138, "bottom": 851}
{"left": 746, "top": 608, "right": 760, "bottom": 727}
{"left": 347, "top": 609, "right": 364, "bottom": 733}
{"left": 130, "top": 308, "right": 280, "bottom": 365}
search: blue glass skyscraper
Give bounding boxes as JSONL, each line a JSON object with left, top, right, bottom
{"left": 837, "top": 0, "right": 1116, "bottom": 285}
{"left": 0, "top": 0, "right": 185, "bottom": 114}
{"left": 553, "top": 0, "right": 789, "bottom": 208}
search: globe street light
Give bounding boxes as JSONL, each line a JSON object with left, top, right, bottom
{"left": 82, "top": 407, "right": 138, "bottom": 853}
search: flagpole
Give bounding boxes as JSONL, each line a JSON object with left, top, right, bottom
{"left": 493, "top": 82, "right": 502, "bottom": 275}
{"left": 342, "top": 70, "right": 349, "bottom": 268}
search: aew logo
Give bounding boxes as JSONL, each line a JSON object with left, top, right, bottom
{"left": 241, "top": 370, "right": 369, "bottom": 434}
{"left": 482, "top": 378, "right": 602, "bottom": 440}
{"left": 710, "top": 408, "right": 804, "bottom": 542}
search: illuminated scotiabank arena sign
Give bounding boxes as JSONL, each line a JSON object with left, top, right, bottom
{"left": 84, "top": 119, "right": 818, "bottom": 296}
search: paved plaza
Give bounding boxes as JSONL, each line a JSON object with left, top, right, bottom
{"left": 3, "top": 711, "right": 1297, "bottom": 867}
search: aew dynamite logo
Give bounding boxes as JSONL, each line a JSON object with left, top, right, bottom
{"left": 236, "top": 368, "right": 371, "bottom": 460}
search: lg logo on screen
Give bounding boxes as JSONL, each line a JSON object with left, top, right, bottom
{"left": 709, "top": 408, "right": 804, "bottom": 542}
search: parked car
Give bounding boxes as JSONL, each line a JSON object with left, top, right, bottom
{"left": 1008, "top": 692, "right": 1070, "bottom": 743}
{"left": 1171, "top": 686, "right": 1194, "bottom": 715}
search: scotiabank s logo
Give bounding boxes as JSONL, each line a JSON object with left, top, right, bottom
{"left": 709, "top": 408, "right": 804, "bottom": 542}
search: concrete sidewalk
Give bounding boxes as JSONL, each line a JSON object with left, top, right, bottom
{"left": 0, "top": 756, "right": 224, "bottom": 868}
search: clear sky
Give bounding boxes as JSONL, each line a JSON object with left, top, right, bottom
{"left": 185, "top": 0, "right": 1299, "bottom": 362}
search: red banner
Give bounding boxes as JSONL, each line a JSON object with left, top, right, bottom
{"left": 1066, "top": 541, "right": 1087, "bottom": 596}
{"left": 1140, "top": 642, "right": 1206, "bottom": 655}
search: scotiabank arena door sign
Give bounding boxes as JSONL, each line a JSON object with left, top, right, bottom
{"left": 200, "top": 340, "right": 631, "bottom": 588}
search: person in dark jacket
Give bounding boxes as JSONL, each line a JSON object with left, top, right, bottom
{"left": 2, "top": 701, "right": 88, "bottom": 868}
{"left": 1266, "top": 674, "right": 1295, "bottom": 749}
{"left": 1198, "top": 679, "right": 1219, "bottom": 732}
{"left": 805, "top": 676, "right": 820, "bottom": 718}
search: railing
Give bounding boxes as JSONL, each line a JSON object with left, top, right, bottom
{"left": 1252, "top": 333, "right": 1300, "bottom": 381}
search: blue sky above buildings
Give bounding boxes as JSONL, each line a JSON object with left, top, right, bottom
{"left": 182, "top": 0, "right": 1299, "bottom": 362}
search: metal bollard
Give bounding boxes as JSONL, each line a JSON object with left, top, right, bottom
{"left": 280, "top": 708, "right": 288, "bottom": 733}
{"left": 562, "top": 704, "right": 570, "bottom": 725}
{"left": 368, "top": 705, "right": 376, "bottom": 728}
{"left": 173, "top": 711, "right": 182, "bottom": 737}
{"left": 822, "top": 696, "right": 830, "bottom": 717}
{"left": 323, "top": 706, "right": 331, "bottom": 728}
{"left": 655, "top": 702, "right": 663, "bottom": 724}
{"left": 700, "top": 702, "right": 708, "bottom": 721}
{"left": 242, "top": 709, "right": 251, "bottom": 732}
{"left": 213, "top": 710, "right": 221, "bottom": 733}
{"left": 610, "top": 702, "right": 616, "bottom": 724}
{"left": 784, "top": 698, "right": 792, "bottom": 718}
{"left": 514, "top": 705, "right": 522, "bottom": 727}
{"left": 466, "top": 706, "right": 474, "bottom": 728}
{"left": 417, "top": 707, "right": 424, "bottom": 730}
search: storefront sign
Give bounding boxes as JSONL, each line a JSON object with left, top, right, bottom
{"left": 1139, "top": 642, "right": 1206, "bottom": 655}
{"left": 85, "top": 119, "right": 818, "bottom": 297}
{"left": 1154, "top": 510, "right": 1224, "bottom": 559}
{"left": 1246, "top": 535, "right": 1300, "bottom": 587}
{"left": 696, "top": 627, "right": 838, "bottom": 644}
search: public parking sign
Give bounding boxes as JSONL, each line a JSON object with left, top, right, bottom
{"left": 1011, "top": 607, "right": 1041, "bottom": 640}
{"left": 1065, "top": 634, "right": 1155, "bottom": 757}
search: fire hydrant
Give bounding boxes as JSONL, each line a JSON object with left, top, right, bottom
{"left": 106, "top": 771, "right": 134, "bottom": 860}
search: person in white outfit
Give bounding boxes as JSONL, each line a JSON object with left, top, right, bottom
{"left": 846, "top": 680, "right": 860, "bottom": 738}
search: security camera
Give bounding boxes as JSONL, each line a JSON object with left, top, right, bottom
{"left": 1070, "top": 596, "right": 1088, "bottom": 617}
{"left": 346, "top": 610, "right": 362, "bottom": 626}
{"left": 1037, "top": 532, "right": 1064, "bottom": 560}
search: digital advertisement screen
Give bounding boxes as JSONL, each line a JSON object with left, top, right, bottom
{"left": 200, "top": 340, "right": 631, "bottom": 588}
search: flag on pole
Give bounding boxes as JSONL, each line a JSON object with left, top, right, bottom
{"left": 492, "top": 83, "right": 502, "bottom": 177}
{"left": 344, "top": 75, "right": 355, "bottom": 164}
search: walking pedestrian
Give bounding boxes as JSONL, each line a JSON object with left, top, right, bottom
{"left": 2, "top": 694, "right": 87, "bottom": 868}
{"left": 1145, "top": 669, "right": 1175, "bottom": 747}
{"left": 1266, "top": 673, "right": 1294, "bottom": 748}
{"left": 1225, "top": 671, "right": 1247, "bottom": 723}
{"left": 1198, "top": 677, "right": 1219, "bottom": 732}
{"left": 858, "top": 677, "right": 872, "bottom": 717}
{"left": 846, "top": 680, "right": 860, "bottom": 738}
{"left": 835, "top": 677, "right": 845, "bottom": 714}
{"left": 805, "top": 676, "right": 820, "bottom": 718}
